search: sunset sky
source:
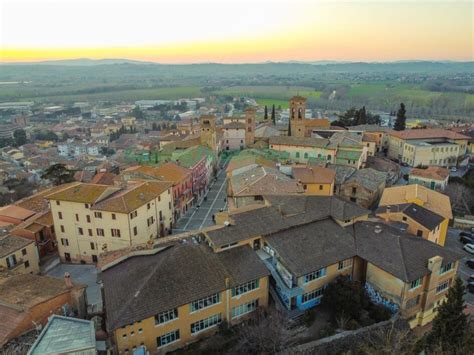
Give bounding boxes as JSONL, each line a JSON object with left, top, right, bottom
{"left": 1, "top": 0, "right": 472, "bottom": 63}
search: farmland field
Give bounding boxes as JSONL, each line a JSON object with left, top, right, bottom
{"left": 0, "top": 85, "right": 202, "bottom": 103}
{"left": 215, "top": 86, "right": 322, "bottom": 107}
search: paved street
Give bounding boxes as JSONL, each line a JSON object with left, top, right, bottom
{"left": 173, "top": 158, "right": 229, "bottom": 233}
{"left": 46, "top": 262, "right": 102, "bottom": 310}
{"left": 445, "top": 228, "right": 474, "bottom": 305}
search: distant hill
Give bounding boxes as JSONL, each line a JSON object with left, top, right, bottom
{"left": 8, "top": 58, "right": 154, "bottom": 66}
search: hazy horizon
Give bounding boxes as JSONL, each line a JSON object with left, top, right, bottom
{"left": 1, "top": 0, "right": 472, "bottom": 64}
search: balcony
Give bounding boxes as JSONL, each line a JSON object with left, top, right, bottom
{"left": 257, "top": 251, "right": 303, "bottom": 299}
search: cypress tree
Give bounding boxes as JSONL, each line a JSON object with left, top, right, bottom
{"left": 394, "top": 103, "right": 407, "bottom": 131}
{"left": 271, "top": 104, "right": 276, "bottom": 125}
{"left": 424, "top": 277, "right": 469, "bottom": 352}
{"left": 264, "top": 105, "right": 268, "bottom": 120}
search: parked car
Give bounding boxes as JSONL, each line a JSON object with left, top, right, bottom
{"left": 460, "top": 231, "right": 474, "bottom": 238}
{"left": 464, "top": 244, "right": 474, "bottom": 254}
{"left": 450, "top": 167, "right": 457, "bottom": 172}
{"left": 466, "top": 259, "right": 474, "bottom": 269}
{"left": 459, "top": 235, "right": 474, "bottom": 244}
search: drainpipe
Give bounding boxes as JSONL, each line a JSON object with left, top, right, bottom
{"left": 225, "top": 277, "right": 231, "bottom": 322}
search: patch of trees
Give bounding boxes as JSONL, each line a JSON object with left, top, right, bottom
{"left": 0, "top": 178, "right": 39, "bottom": 206}
{"left": 332, "top": 107, "right": 381, "bottom": 127}
{"left": 41, "top": 163, "right": 75, "bottom": 186}
{"left": 32, "top": 129, "right": 59, "bottom": 142}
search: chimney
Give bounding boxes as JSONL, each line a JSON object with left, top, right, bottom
{"left": 64, "top": 272, "right": 73, "bottom": 288}
{"left": 383, "top": 205, "right": 391, "bottom": 222}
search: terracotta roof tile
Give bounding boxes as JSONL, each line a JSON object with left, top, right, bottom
{"left": 409, "top": 166, "right": 449, "bottom": 181}
{"left": 389, "top": 128, "right": 470, "bottom": 140}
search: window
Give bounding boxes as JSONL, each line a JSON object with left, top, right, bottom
{"left": 295, "top": 152, "right": 300, "bottom": 158}
{"left": 130, "top": 210, "right": 138, "bottom": 219}
{"left": 88, "top": 229, "right": 93, "bottom": 237}
{"left": 6, "top": 255, "right": 17, "bottom": 269}
{"left": 112, "top": 213, "right": 116, "bottom": 220}
{"left": 440, "top": 262, "right": 454, "bottom": 274}
{"left": 86, "top": 215, "right": 91, "bottom": 223}
{"left": 304, "top": 152, "right": 308, "bottom": 159}
{"left": 169, "top": 202, "right": 172, "bottom": 210}
{"left": 406, "top": 295, "right": 420, "bottom": 309}
{"left": 78, "top": 227, "right": 84, "bottom": 236}
{"left": 133, "top": 226, "right": 138, "bottom": 236}
{"left": 302, "top": 287, "right": 324, "bottom": 303}
{"left": 190, "top": 293, "right": 220, "bottom": 312}
{"left": 25, "top": 260, "right": 30, "bottom": 268}
{"left": 85, "top": 203, "right": 89, "bottom": 208}
{"left": 56, "top": 201, "right": 60, "bottom": 206}
{"left": 319, "top": 185, "right": 323, "bottom": 190}
{"left": 436, "top": 280, "right": 450, "bottom": 293}
{"left": 190, "top": 314, "right": 221, "bottom": 334}
{"left": 94, "top": 212, "right": 102, "bottom": 218}
{"left": 75, "top": 214, "right": 79, "bottom": 222}
{"left": 410, "top": 278, "right": 422, "bottom": 289}
{"left": 96, "top": 228, "right": 105, "bottom": 236}
{"left": 416, "top": 230, "right": 423, "bottom": 237}
{"left": 147, "top": 216, "right": 155, "bottom": 226}
{"left": 22, "top": 248, "right": 27, "bottom": 256}
{"left": 111, "top": 228, "right": 121, "bottom": 237}
{"left": 155, "top": 308, "right": 178, "bottom": 325}
{"left": 352, "top": 187, "right": 357, "bottom": 194}
{"left": 147, "top": 203, "right": 151, "bottom": 210}
{"left": 58, "top": 211, "right": 63, "bottom": 220}
{"left": 303, "top": 268, "right": 326, "bottom": 283}
{"left": 231, "top": 299, "right": 259, "bottom": 319}
{"left": 90, "top": 242, "right": 95, "bottom": 250}
{"left": 402, "top": 216, "right": 407, "bottom": 221}
{"left": 338, "top": 259, "right": 352, "bottom": 270}
{"left": 61, "top": 238, "right": 69, "bottom": 246}
{"left": 157, "top": 330, "right": 180, "bottom": 348}
{"left": 232, "top": 279, "right": 259, "bottom": 297}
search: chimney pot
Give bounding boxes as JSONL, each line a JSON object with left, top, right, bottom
{"left": 64, "top": 272, "right": 73, "bottom": 288}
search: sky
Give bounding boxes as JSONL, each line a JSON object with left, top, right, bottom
{"left": 1, "top": 0, "right": 472, "bottom": 63}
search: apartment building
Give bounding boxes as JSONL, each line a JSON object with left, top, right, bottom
{"left": 376, "top": 203, "right": 445, "bottom": 245}
{"left": 47, "top": 181, "right": 173, "bottom": 264}
{"left": 387, "top": 129, "right": 470, "bottom": 167}
{"left": 101, "top": 242, "right": 269, "bottom": 354}
{"left": 379, "top": 184, "right": 452, "bottom": 246}
{"left": 0, "top": 234, "right": 40, "bottom": 274}
{"left": 204, "top": 195, "right": 460, "bottom": 327}
{"left": 122, "top": 163, "right": 193, "bottom": 222}
{"left": 269, "top": 136, "right": 335, "bottom": 165}
{"left": 221, "top": 107, "right": 256, "bottom": 151}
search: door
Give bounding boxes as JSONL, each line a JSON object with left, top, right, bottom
{"left": 64, "top": 253, "right": 71, "bottom": 262}
{"left": 92, "top": 255, "right": 98, "bottom": 263}
{"left": 430, "top": 181, "right": 435, "bottom": 190}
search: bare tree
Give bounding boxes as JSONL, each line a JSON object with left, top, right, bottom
{"left": 232, "top": 308, "right": 297, "bottom": 353}
{"left": 358, "top": 322, "right": 416, "bottom": 355}
{"left": 445, "top": 183, "right": 473, "bottom": 215}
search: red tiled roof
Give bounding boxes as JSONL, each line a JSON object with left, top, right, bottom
{"left": 389, "top": 128, "right": 470, "bottom": 140}
{"left": 410, "top": 166, "right": 450, "bottom": 181}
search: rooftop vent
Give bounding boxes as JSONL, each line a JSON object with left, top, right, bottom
{"left": 374, "top": 225, "right": 382, "bottom": 234}
{"left": 224, "top": 220, "right": 230, "bottom": 227}
{"left": 138, "top": 192, "right": 145, "bottom": 200}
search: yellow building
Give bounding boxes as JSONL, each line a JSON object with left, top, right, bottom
{"left": 387, "top": 129, "right": 470, "bottom": 167}
{"left": 101, "top": 242, "right": 269, "bottom": 354}
{"left": 47, "top": 181, "right": 173, "bottom": 264}
{"left": 0, "top": 234, "right": 40, "bottom": 274}
{"left": 378, "top": 184, "right": 452, "bottom": 246}
{"left": 121, "top": 116, "right": 137, "bottom": 131}
{"left": 376, "top": 203, "right": 445, "bottom": 245}
{"left": 292, "top": 166, "right": 335, "bottom": 196}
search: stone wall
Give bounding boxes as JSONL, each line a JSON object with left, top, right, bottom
{"left": 279, "top": 315, "right": 408, "bottom": 355}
